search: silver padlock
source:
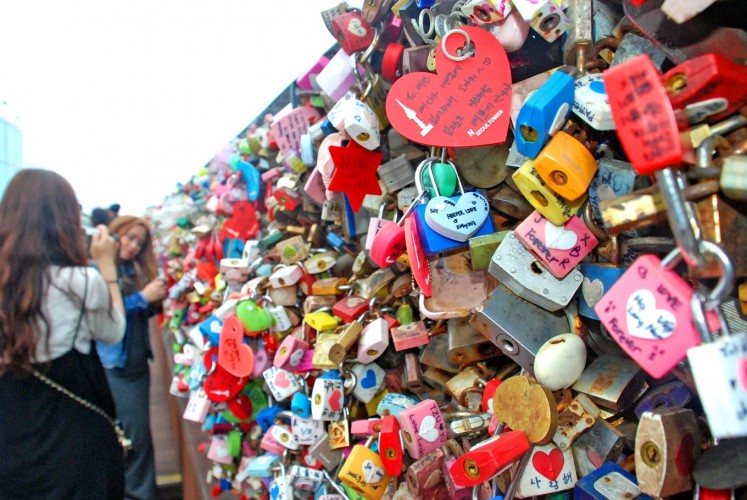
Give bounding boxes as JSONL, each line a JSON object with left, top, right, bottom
{"left": 572, "top": 354, "right": 648, "bottom": 413}
{"left": 471, "top": 282, "right": 569, "bottom": 376}
{"left": 377, "top": 154, "right": 415, "bottom": 192}
{"left": 571, "top": 417, "right": 626, "bottom": 478}
{"left": 488, "top": 231, "right": 583, "bottom": 311}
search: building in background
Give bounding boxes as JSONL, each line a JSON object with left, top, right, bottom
{"left": 0, "top": 99, "right": 23, "bottom": 198}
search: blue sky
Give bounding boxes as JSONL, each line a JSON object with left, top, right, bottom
{"left": 0, "top": 1, "right": 340, "bottom": 215}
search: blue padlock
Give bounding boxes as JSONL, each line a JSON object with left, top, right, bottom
{"left": 202, "top": 413, "right": 216, "bottom": 432}
{"left": 255, "top": 406, "right": 285, "bottom": 432}
{"left": 376, "top": 392, "right": 418, "bottom": 417}
{"left": 413, "top": 161, "right": 494, "bottom": 255}
{"left": 515, "top": 68, "right": 577, "bottom": 159}
{"left": 246, "top": 453, "right": 281, "bottom": 477}
{"left": 222, "top": 237, "right": 245, "bottom": 259}
{"left": 198, "top": 315, "right": 223, "bottom": 346}
{"left": 291, "top": 392, "right": 312, "bottom": 419}
{"left": 233, "top": 158, "right": 261, "bottom": 201}
{"left": 574, "top": 462, "right": 652, "bottom": 500}
{"left": 187, "top": 361, "right": 206, "bottom": 391}
{"left": 578, "top": 263, "right": 626, "bottom": 320}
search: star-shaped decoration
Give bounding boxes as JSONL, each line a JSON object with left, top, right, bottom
{"left": 327, "top": 140, "right": 382, "bottom": 212}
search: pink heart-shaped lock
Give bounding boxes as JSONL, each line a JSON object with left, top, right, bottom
{"left": 370, "top": 221, "right": 406, "bottom": 268}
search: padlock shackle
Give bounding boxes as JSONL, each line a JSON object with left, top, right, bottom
{"left": 661, "top": 239, "right": 734, "bottom": 310}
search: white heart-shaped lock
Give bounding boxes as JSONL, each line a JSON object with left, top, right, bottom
{"left": 424, "top": 192, "right": 489, "bottom": 242}
{"left": 626, "top": 289, "right": 677, "bottom": 340}
{"left": 544, "top": 220, "right": 578, "bottom": 250}
{"left": 418, "top": 415, "right": 440, "bottom": 443}
{"left": 582, "top": 277, "right": 604, "bottom": 307}
{"left": 362, "top": 459, "right": 385, "bottom": 484}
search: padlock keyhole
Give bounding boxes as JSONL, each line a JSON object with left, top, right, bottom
{"left": 530, "top": 190, "right": 549, "bottom": 207}
{"left": 520, "top": 124, "right": 539, "bottom": 143}
{"left": 501, "top": 338, "right": 517, "bottom": 353}
{"left": 530, "top": 262, "right": 544, "bottom": 274}
{"left": 641, "top": 441, "right": 662, "bottom": 467}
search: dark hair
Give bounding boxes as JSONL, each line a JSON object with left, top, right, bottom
{"left": 0, "top": 169, "right": 88, "bottom": 376}
{"left": 90, "top": 207, "right": 111, "bottom": 227}
{"left": 109, "top": 216, "right": 157, "bottom": 293}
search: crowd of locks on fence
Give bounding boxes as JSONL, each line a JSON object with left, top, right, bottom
{"left": 148, "top": 0, "right": 747, "bottom": 499}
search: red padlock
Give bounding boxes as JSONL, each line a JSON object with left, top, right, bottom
{"left": 662, "top": 53, "right": 747, "bottom": 124}
{"left": 449, "top": 430, "right": 530, "bottom": 487}
{"left": 378, "top": 415, "right": 403, "bottom": 476}
{"left": 330, "top": 11, "right": 375, "bottom": 55}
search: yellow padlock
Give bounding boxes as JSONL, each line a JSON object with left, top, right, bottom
{"left": 312, "top": 331, "right": 340, "bottom": 369}
{"left": 512, "top": 159, "right": 586, "bottom": 226}
{"left": 366, "top": 389, "right": 389, "bottom": 417}
{"left": 304, "top": 311, "right": 340, "bottom": 331}
{"left": 311, "top": 277, "right": 349, "bottom": 296}
{"left": 534, "top": 131, "right": 597, "bottom": 202}
{"left": 338, "top": 438, "right": 392, "bottom": 500}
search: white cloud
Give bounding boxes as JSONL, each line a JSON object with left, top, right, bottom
{"left": 0, "top": 0, "right": 341, "bottom": 215}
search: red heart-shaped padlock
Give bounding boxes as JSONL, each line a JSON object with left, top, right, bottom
{"left": 386, "top": 26, "right": 512, "bottom": 148}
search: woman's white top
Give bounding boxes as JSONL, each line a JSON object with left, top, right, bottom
{"left": 33, "top": 266, "right": 126, "bottom": 363}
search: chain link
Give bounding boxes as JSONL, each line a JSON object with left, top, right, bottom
{"left": 31, "top": 369, "right": 132, "bottom": 455}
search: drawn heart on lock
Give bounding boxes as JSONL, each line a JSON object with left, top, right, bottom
{"left": 424, "top": 192, "right": 489, "bottom": 242}
{"left": 347, "top": 18, "right": 368, "bottom": 38}
{"left": 532, "top": 448, "right": 565, "bottom": 480}
{"left": 360, "top": 369, "right": 377, "bottom": 389}
{"left": 362, "top": 459, "right": 385, "bottom": 484}
{"left": 545, "top": 221, "right": 578, "bottom": 250}
{"left": 739, "top": 358, "right": 747, "bottom": 391}
{"left": 418, "top": 415, "right": 440, "bottom": 443}
{"left": 626, "top": 289, "right": 677, "bottom": 340}
{"left": 385, "top": 26, "right": 511, "bottom": 148}
{"left": 274, "top": 370, "right": 291, "bottom": 389}
{"left": 328, "top": 390, "right": 342, "bottom": 412}
{"left": 218, "top": 315, "right": 255, "bottom": 378}
{"left": 582, "top": 278, "right": 605, "bottom": 307}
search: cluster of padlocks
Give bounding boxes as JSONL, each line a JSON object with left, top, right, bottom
{"left": 149, "top": 1, "right": 747, "bottom": 499}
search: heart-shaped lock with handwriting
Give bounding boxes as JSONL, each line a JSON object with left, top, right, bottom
{"left": 386, "top": 26, "right": 512, "bottom": 148}
{"left": 217, "top": 315, "right": 255, "bottom": 378}
{"left": 424, "top": 191, "right": 490, "bottom": 242}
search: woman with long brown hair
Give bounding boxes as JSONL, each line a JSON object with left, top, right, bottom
{"left": 98, "top": 215, "right": 166, "bottom": 499}
{"left": 0, "top": 169, "right": 126, "bottom": 498}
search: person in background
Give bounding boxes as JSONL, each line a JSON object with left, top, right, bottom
{"left": 0, "top": 169, "right": 126, "bottom": 499}
{"left": 108, "top": 203, "right": 121, "bottom": 221}
{"left": 91, "top": 207, "right": 113, "bottom": 227}
{"left": 97, "top": 215, "right": 166, "bottom": 500}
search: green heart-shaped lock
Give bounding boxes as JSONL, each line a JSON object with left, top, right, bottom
{"left": 236, "top": 300, "right": 274, "bottom": 333}
{"left": 420, "top": 161, "right": 457, "bottom": 198}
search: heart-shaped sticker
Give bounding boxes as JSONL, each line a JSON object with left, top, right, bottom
{"left": 582, "top": 277, "right": 604, "bottom": 307}
{"left": 532, "top": 448, "right": 565, "bottom": 480}
{"left": 348, "top": 18, "right": 367, "bottom": 38}
{"left": 545, "top": 221, "right": 578, "bottom": 250}
{"left": 386, "top": 26, "right": 511, "bottom": 148}
{"left": 424, "top": 192, "right": 489, "bottom": 242}
{"left": 418, "top": 415, "right": 440, "bottom": 443}
{"left": 362, "top": 459, "right": 385, "bottom": 484}
{"left": 274, "top": 370, "right": 291, "bottom": 389}
{"left": 328, "top": 390, "right": 342, "bottom": 412}
{"left": 626, "top": 289, "right": 677, "bottom": 340}
{"left": 360, "top": 369, "right": 377, "bottom": 389}
{"left": 218, "top": 315, "right": 255, "bottom": 378}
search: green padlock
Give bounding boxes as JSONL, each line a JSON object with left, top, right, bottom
{"left": 396, "top": 303, "right": 414, "bottom": 325}
{"left": 416, "top": 157, "right": 458, "bottom": 198}
{"left": 236, "top": 300, "right": 274, "bottom": 334}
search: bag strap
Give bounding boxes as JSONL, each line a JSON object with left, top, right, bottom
{"left": 70, "top": 269, "right": 89, "bottom": 348}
